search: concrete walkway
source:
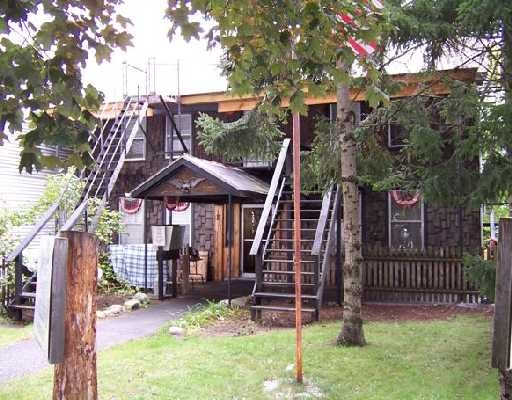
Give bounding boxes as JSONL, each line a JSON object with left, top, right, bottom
{"left": 0, "top": 297, "right": 200, "bottom": 384}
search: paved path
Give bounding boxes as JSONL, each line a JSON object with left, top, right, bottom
{"left": 0, "top": 297, "right": 200, "bottom": 384}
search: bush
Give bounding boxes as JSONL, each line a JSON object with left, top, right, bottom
{"left": 463, "top": 254, "right": 496, "bottom": 302}
{"left": 97, "top": 254, "right": 134, "bottom": 296}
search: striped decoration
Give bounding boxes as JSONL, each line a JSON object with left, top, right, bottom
{"left": 337, "top": 0, "right": 384, "bottom": 57}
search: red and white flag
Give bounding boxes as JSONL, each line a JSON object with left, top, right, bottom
{"left": 337, "top": 0, "right": 384, "bottom": 57}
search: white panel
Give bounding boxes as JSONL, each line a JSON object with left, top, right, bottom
{"left": 0, "top": 139, "right": 60, "bottom": 260}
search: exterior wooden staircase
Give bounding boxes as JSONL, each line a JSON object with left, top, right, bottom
{"left": 1, "top": 95, "right": 148, "bottom": 319}
{"left": 250, "top": 139, "right": 342, "bottom": 321}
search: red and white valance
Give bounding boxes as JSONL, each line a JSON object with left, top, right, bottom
{"left": 390, "top": 190, "right": 421, "bottom": 208}
{"left": 165, "top": 197, "right": 190, "bottom": 212}
{"left": 120, "top": 198, "right": 143, "bottom": 214}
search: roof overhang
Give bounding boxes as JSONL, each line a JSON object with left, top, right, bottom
{"left": 130, "top": 155, "right": 270, "bottom": 204}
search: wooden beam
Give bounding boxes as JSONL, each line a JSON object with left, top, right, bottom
{"left": 182, "top": 68, "right": 479, "bottom": 112}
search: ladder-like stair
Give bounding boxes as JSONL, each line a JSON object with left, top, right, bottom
{"left": 5, "top": 95, "right": 148, "bottom": 319}
{"left": 251, "top": 188, "right": 337, "bottom": 320}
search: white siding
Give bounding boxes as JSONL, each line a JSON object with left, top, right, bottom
{"left": 0, "top": 139, "right": 59, "bottom": 255}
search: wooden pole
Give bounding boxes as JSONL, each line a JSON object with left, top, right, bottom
{"left": 53, "top": 231, "right": 98, "bottom": 400}
{"left": 292, "top": 111, "right": 303, "bottom": 384}
{"left": 227, "top": 195, "right": 233, "bottom": 306}
{"left": 492, "top": 218, "right": 512, "bottom": 399}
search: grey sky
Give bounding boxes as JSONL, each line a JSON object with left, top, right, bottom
{"left": 82, "top": 0, "right": 471, "bottom": 102}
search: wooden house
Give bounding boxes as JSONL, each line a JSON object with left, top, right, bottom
{"left": 3, "top": 68, "right": 483, "bottom": 320}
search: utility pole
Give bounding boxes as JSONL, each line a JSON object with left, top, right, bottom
{"left": 292, "top": 111, "right": 303, "bottom": 384}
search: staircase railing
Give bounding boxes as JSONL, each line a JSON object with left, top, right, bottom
{"left": 314, "top": 184, "right": 342, "bottom": 308}
{"left": 249, "top": 138, "right": 290, "bottom": 301}
{"left": 1, "top": 96, "right": 148, "bottom": 315}
{"left": 63, "top": 96, "right": 148, "bottom": 233}
{"left": 249, "top": 138, "right": 291, "bottom": 256}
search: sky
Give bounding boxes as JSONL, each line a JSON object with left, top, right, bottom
{"left": 83, "top": 0, "right": 227, "bottom": 101}
{"left": 82, "top": 1, "right": 471, "bottom": 102}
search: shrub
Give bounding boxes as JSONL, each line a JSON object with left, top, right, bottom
{"left": 463, "top": 254, "right": 496, "bottom": 302}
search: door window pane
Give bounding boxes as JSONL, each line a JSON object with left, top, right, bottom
{"left": 242, "top": 206, "right": 263, "bottom": 275}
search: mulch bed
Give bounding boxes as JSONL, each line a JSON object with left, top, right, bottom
{"left": 200, "top": 303, "right": 494, "bottom": 336}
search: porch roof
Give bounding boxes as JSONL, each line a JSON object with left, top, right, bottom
{"left": 129, "top": 154, "right": 269, "bottom": 203}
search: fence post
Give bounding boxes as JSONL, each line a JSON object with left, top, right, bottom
{"left": 492, "top": 218, "right": 512, "bottom": 399}
{"left": 53, "top": 232, "right": 98, "bottom": 400}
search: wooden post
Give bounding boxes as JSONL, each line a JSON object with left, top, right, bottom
{"left": 157, "top": 247, "right": 164, "bottom": 300}
{"left": 292, "top": 111, "right": 303, "bottom": 384}
{"left": 227, "top": 195, "right": 233, "bottom": 306}
{"left": 13, "top": 253, "right": 23, "bottom": 321}
{"left": 181, "top": 251, "right": 190, "bottom": 295}
{"left": 171, "top": 259, "right": 178, "bottom": 298}
{"left": 492, "top": 218, "right": 512, "bottom": 399}
{"left": 53, "top": 232, "right": 98, "bottom": 400}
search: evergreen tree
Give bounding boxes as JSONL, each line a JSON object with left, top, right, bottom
{"left": 166, "top": 0, "right": 389, "bottom": 346}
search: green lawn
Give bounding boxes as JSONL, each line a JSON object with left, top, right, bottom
{"left": 0, "top": 315, "right": 497, "bottom": 400}
{"left": 0, "top": 316, "right": 32, "bottom": 347}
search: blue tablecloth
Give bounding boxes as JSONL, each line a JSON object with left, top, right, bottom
{"left": 109, "top": 244, "right": 168, "bottom": 289}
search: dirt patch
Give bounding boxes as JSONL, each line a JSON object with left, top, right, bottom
{"left": 200, "top": 303, "right": 493, "bottom": 336}
{"left": 97, "top": 293, "right": 128, "bottom": 310}
{"left": 199, "top": 309, "right": 268, "bottom": 337}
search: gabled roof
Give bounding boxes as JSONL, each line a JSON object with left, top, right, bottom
{"left": 129, "top": 154, "right": 269, "bottom": 203}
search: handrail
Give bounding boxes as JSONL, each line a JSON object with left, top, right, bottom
{"left": 316, "top": 185, "right": 342, "bottom": 302}
{"left": 250, "top": 138, "right": 291, "bottom": 255}
{"left": 90, "top": 101, "right": 149, "bottom": 232}
{"left": 262, "top": 177, "right": 287, "bottom": 255}
{"left": 82, "top": 97, "right": 135, "bottom": 201}
{"left": 4, "top": 176, "right": 74, "bottom": 264}
{"left": 92, "top": 100, "right": 141, "bottom": 198}
{"left": 311, "top": 184, "right": 334, "bottom": 255}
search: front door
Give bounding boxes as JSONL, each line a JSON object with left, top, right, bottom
{"left": 241, "top": 205, "right": 263, "bottom": 277}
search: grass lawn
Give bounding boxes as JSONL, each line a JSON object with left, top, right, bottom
{"left": 0, "top": 314, "right": 497, "bottom": 399}
{"left": 0, "top": 315, "right": 32, "bottom": 347}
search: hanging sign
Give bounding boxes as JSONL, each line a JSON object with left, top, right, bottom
{"left": 34, "top": 235, "right": 68, "bottom": 364}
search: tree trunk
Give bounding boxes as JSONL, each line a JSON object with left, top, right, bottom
{"left": 336, "top": 61, "right": 366, "bottom": 347}
{"left": 53, "top": 232, "right": 98, "bottom": 400}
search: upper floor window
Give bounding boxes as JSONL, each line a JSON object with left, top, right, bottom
{"left": 388, "top": 190, "right": 424, "bottom": 250}
{"left": 126, "top": 117, "right": 146, "bottom": 161}
{"left": 387, "top": 121, "right": 408, "bottom": 148}
{"left": 166, "top": 114, "right": 192, "bottom": 159}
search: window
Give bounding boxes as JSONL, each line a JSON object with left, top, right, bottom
{"left": 166, "top": 114, "right": 192, "bottom": 158}
{"left": 165, "top": 200, "right": 192, "bottom": 246}
{"left": 388, "top": 121, "right": 408, "bottom": 148}
{"left": 388, "top": 191, "right": 424, "bottom": 250}
{"left": 126, "top": 117, "right": 146, "bottom": 161}
{"left": 119, "top": 197, "right": 145, "bottom": 244}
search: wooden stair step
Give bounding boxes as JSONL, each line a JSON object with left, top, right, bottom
{"left": 250, "top": 305, "right": 316, "bottom": 313}
{"left": 263, "top": 259, "right": 316, "bottom": 264}
{"left": 263, "top": 282, "right": 316, "bottom": 287}
{"left": 254, "top": 292, "right": 317, "bottom": 300}
{"left": 9, "top": 304, "right": 35, "bottom": 310}
{"left": 275, "top": 218, "right": 319, "bottom": 222}
{"left": 272, "top": 228, "right": 317, "bottom": 231}
{"left": 266, "top": 248, "right": 317, "bottom": 253}
{"left": 262, "top": 270, "right": 315, "bottom": 275}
